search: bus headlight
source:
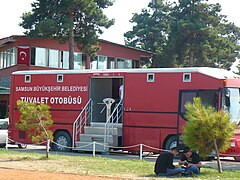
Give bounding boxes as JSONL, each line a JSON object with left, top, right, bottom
{"left": 230, "top": 142, "right": 236, "bottom": 147}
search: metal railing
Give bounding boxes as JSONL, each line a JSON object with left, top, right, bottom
{"left": 72, "top": 99, "right": 93, "bottom": 147}
{"left": 104, "top": 99, "right": 123, "bottom": 149}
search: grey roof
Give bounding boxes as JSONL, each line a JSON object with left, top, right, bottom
{"left": 12, "top": 67, "right": 239, "bottom": 80}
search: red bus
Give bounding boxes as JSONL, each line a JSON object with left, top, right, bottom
{"left": 9, "top": 68, "right": 240, "bottom": 160}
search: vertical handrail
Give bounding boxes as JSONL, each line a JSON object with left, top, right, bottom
{"left": 104, "top": 99, "right": 123, "bottom": 150}
{"left": 72, "top": 99, "right": 93, "bottom": 147}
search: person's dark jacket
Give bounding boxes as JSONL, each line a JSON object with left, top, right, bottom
{"left": 154, "top": 151, "right": 175, "bottom": 174}
{"left": 180, "top": 151, "right": 201, "bottom": 169}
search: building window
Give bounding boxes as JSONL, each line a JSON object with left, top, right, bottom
{"left": 61, "top": 51, "right": 69, "bottom": 69}
{"left": 117, "top": 58, "right": 125, "bottom": 69}
{"left": 107, "top": 57, "right": 115, "bottom": 69}
{"left": 74, "top": 52, "right": 82, "bottom": 70}
{"left": 35, "top": 47, "right": 47, "bottom": 66}
{"left": 0, "top": 52, "right": 3, "bottom": 69}
{"left": 0, "top": 48, "right": 16, "bottom": 69}
{"left": 10, "top": 48, "right": 16, "bottom": 66}
{"left": 3, "top": 51, "right": 7, "bottom": 68}
{"left": 125, "top": 59, "right": 132, "bottom": 69}
{"left": 90, "top": 55, "right": 107, "bottom": 70}
{"left": 49, "top": 49, "right": 59, "bottom": 68}
{"left": 98, "top": 56, "right": 107, "bottom": 69}
{"left": 132, "top": 60, "right": 139, "bottom": 68}
{"left": 6, "top": 49, "right": 11, "bottom": 67}
{"left": 117, "top": 58, "right": 132, "bottom": 69}
{"left": 30, "top": 47, "right": 36, "bottom": 65}
{"left": 60, "top": 52, "right": 87, "bottom": 70}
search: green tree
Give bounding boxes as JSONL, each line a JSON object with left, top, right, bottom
{"left": 124, "top": 0, "right": 172, "bottom": 67}
{"left": 183, "top": 97, "right": 237, "bottom": 173}
{"left": 16, "top": 100, "right": 54, "bottom": 158}
{"left": 20, "top": 0, "right": 114, "bottom": 69}
{"left": 125, "top": 0, "right": 240, "bottom": 69}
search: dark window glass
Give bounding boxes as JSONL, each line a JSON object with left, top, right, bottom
{"left": 180, "top": 91, "right": 197, "bottom": 113}
{"left": 30, "top": 47, "right": 36, "bottom": 65}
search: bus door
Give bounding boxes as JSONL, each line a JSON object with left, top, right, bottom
{"left": 90, "top": 77, "right": 124, "bottom": 123}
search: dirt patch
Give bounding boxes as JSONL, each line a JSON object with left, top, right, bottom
{"left": 0, "top": 168, "right": 120, "bottom": 180}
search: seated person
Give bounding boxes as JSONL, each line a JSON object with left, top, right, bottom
{"left": 154, "top": 147, "right": 183, "bottom": 176}
{"left": 179, "top": 147, "right": 203, "bottom": 174}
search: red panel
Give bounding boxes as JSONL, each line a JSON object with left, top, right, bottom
{"left": 9, "top": 73, "right": 90, "bottom": 143}
{"left": 9, "top": 110, "right": 73, "bottom": 144}
{"left": 123, "top": 113, "right": 178, "bottom": 127}
{"left": 12, "top": 73, "right": 90, "bottom": 110}
{"left": 124, "top": 72, "right": 221, "bottom": 112}
{"left": 123, "top": 127, "right": 177, "bottom": 152}
{"left": 225, "top": 79, "right": 240, "bottom": 87}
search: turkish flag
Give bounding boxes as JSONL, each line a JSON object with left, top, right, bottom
{"left": 17, "top": 46, "right": 30, "bottom": 65}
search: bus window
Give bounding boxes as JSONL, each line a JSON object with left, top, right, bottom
{"left": 180, "top": 90, "right": 218, "bottom": 114}
{"left": 222, "top": 88, "right": 240, "bottom": 124}
{"left": 180, "top": 91, "right": 197, "bottom": 113}
{"left": 198, "top": 90, "right": 218, "bottom": 110}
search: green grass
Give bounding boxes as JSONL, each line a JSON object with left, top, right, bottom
{"left": 0, "top": 149, "right": 239, "bottom": 179}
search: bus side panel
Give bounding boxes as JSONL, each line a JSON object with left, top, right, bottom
{"left": 10, "top": 73, "right": 90, "bottom": 144}
{"left": 124, "top": 112, "right": 178, "bottom": 127}
{"left": 124, "top": 73, "right": 179, "bottom": 112}
{"left": 123, "top": 72, "right": 221, "bottom": 150}
{"left": 12, "top": 74, "right": 90, "bottom": 110}
{"left": 123, "top": 112, "right": 178, "bottom": 151}
{"left": 123, "top": 127, "right": 177, "bottom": 152}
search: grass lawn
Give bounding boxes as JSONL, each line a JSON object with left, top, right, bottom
{"left": 0, "top": 149, "right": 239, "bottom": 179}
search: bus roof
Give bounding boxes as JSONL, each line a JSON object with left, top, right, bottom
{"left": 12, "top": 67, "right": 239, "bottom": 80}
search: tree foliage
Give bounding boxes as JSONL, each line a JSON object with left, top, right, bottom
{"left": 16, "top": 100, "right": 54, "bottom": 144}
{"left": 20, "top": 0, "right": 114, "bottom": 69}
{"left": 183, "top": 97, "right": 237, "bottom": 157}
{"left": 125, "top": 0, "right": 240, "bottom": 69}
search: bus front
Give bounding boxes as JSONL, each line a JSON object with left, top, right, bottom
{"left": 221, "top": 83, "right": 240, "bottom": 161}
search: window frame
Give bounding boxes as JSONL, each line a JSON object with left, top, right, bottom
{"left": 179, "top": 89, "right": 219, "bottom": 119}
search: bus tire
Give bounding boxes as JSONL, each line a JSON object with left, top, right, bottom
{"left": 18, "top": 144, "right": 27, "bottom": 149}
{"left": 234, "top": 156, "right": 240, "bottom": 162}
{"left": 52, "top": 131, "right": 72, "bottom": 151}
{"left": 164, "top": 136, "right": 178, "bottom": 150}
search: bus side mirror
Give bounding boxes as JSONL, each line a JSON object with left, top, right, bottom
{"left": 225, "top": 96, "right": 230, "bottom": 107}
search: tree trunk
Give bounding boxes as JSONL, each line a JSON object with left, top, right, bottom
{"left": 214, "top": 138, "right": 222, "bottom": 173}
{"left": 68, "top": 11, "right": 74, "bottom": 70}
{"left": 46, "top": 137, "right": 50, "bottom": 159}
{"left": 189, "top": 49, "right": 194, "bottom": 66}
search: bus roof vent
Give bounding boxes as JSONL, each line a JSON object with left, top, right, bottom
{"left": 147, "top": 73, "right": 155, "bottom": 82}
{"left": 25, "top": 75, "right": 31, "bottom": 83}
{"left": 183, "top": 73, "right": 191, "bottom": 82}
{"left": 57, "top": 74, "right": 64, "bottom": 82}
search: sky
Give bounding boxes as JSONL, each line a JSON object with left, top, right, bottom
{"left": 0, "top": 0, "right": 240, "bottom": 45}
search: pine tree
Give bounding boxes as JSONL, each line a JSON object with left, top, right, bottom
{"left": 16, "top": 100, "right": 54, "bottom": 158}
{"left": 124, "top": 0, "right": 240, "bottom": 68}
{"left": 183, "top": 97, "right": 237, "bottom": 173}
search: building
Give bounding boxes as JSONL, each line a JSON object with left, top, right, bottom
{"left": 0, "top": 35, "right": 152, "bottom": 118}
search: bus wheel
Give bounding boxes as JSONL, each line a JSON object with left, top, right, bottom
{"left": 52, "top": 131, "right": 72, "bottom": 151}
{"left": 234, "top": 156, "right": 240, "bottom": 162}
{"left": 164, "top": 136, "right": 178, "bottom": 150}
{"left": 18, "top": 144, "right": 27, "bottom": 149}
